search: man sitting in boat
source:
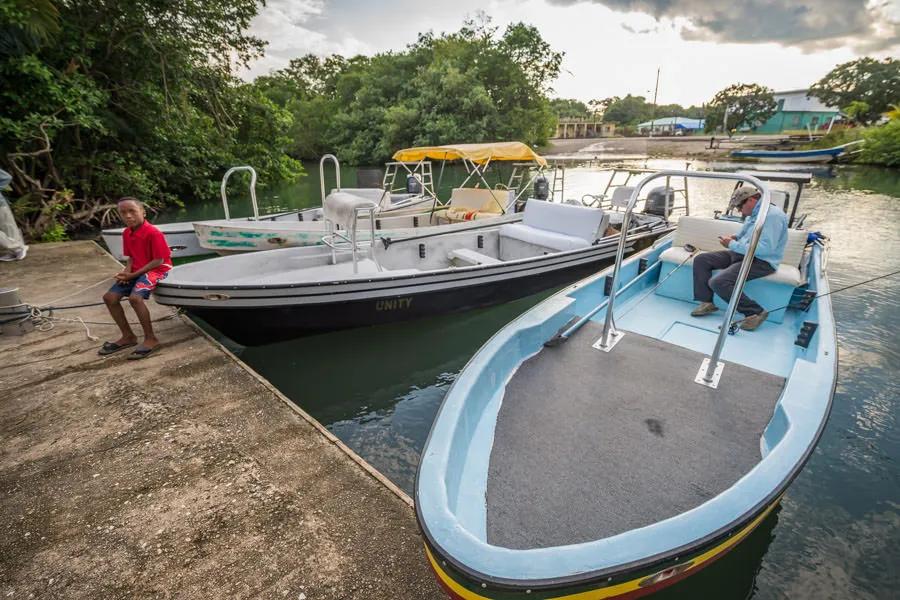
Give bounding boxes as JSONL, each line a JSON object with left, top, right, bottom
{"left": 690, "top": 186, "right": 788, "bottom": 330}
{"left": 98, "top": 197, "right": 172, "bottom": 359}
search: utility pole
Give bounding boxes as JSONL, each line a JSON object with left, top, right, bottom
{"left": 649, "top": 67, "right": 660, "bottom": 138}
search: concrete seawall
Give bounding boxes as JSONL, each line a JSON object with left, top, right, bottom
{"left": 1, "top": 241, "right": 443, "bottom": 599}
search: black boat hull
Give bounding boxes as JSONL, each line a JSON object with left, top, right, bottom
{"left": 185, "top": 244, "right": 648, "bottom": 346}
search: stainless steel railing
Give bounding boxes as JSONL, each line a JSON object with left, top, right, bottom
{"left": 595, "top": 170, "right": 772, "bottom": 389}
{"left": 320, "top": 154, "right": 341, "bottom": 204}
{"left": 221, "top": 166, "right": 258, "bottom": 221}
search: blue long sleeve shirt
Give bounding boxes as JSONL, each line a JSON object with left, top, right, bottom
{"left": 728, "top": 201, "right": 788, "bottom": 269}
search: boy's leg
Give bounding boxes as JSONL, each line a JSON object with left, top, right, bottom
{"left": 102, "top": 289, "right": 137, "bottom": 345}
{"left": 128, "top": 294, "right": 159, "bottom": 349}
{"left": 127, "top": 271, "right": 168, "bottom": 349}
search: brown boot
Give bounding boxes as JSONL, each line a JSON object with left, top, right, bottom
{"left": 740, "top": 311, "right": 769, "bottom": 331}
{"left": 691, "top": 302, "right": 719, "bottom": 317}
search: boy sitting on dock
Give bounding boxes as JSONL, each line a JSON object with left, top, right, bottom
{"left": 98, "top": 197, "right": 172, "bottom": 359}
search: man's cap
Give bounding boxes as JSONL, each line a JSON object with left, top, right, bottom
{"left": 730, "top": 186, "right": 761, "bottom": 209}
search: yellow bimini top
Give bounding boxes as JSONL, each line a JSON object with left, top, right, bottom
{"left": 392, "top": 142, "right": 547, "bottom": 167}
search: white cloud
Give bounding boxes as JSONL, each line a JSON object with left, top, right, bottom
{"left": 243, "top": 0, "right": 371, "bottom": 80}
{"left": 241, "top": 0, "right": 892, "bottom": 105}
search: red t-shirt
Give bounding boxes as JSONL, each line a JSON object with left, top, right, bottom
{"left": 122, "top": 221, "right": 172, "bottom": 274}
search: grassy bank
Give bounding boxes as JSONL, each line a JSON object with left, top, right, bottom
{"left": 804, "top": 122, "right": 900, "bottom": 167}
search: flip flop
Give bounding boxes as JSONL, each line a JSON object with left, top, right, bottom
{"left": 127, "top": 345, "right": 159, "bottom": 360}
{"left": 98, "top": 341, "right": 136, "bottom": 356}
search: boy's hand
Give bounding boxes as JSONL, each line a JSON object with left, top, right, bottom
{"left": 115, "top": 271, "right": 134, "bottom": 282}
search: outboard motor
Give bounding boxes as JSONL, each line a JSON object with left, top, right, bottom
{"left": 533, "top": 176, "right": 550, "bottom": 200}
{"left": 644, "top": 186, "right": 674, "bottom": 217}
{"left": 406, "top": 174, "right": 422, "bottom": 195}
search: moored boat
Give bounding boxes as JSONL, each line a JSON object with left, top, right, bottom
{"left": 192, "top": 143, "right": 556, "bottom": 254}
{"left": 730, "top": 142, "right": 860, "bottom": 163}
{"left": 101, "top": 166, "right": 301, "bottom": 259}
{"left": 153, "top": 180, "right": 680, "bottom": 345}
{"left": 415, "top": 170, "right": 835, "bottom": 599}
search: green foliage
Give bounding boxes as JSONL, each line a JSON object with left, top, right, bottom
{"left": 255, "top": 16, "right": 563, "bottom": 164}
{"left": 592, "top": 95, "right": 704, "bottom": 128}
{"left": 802, "top": 123, "right": 900, "bottom": 167}
{"left": 843, "top": 100, "right": 871, "bottom": 124}
{"left": 704, "top": 83, "right": 776, "bottom": 134}
{"left": 860, "top": 121, "right": 900, "bottom": 167}
{"left": 550, "top": 98, "right": 592, "bottom": 119}
{"left": 602, "top": 95, "right": 653, "bottom": 126}
{"left": 39, "top": 221, "right": 66, "bottom": 242}
{"left": 1, "top": 0, "right": 304, "bottom": 240}
{"left": 810, "top": 58, "right": 900, "bottom": 125}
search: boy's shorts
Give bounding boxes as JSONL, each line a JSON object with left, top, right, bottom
{"left": 108, "top": 271, "right": 168, "bottom": 299}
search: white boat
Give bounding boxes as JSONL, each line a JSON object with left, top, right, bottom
{"left": 154, "top": 180, "right": 680, "bottom": 345}
{"left": 100, "top": 166, "right": 300, "bottom": 260}
{"left": 193, "top": 143, "right": 559, "bottom": 254}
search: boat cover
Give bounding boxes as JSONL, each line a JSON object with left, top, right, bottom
{"left": 392, "top": 142, "right": 548, "bottom": 167}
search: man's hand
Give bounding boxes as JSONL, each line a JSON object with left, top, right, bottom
{"left": 718, "top": 235, "right": 735, "bottom": 248}
{"left": 115, "top": 271, "right": 135, "bottom": 282}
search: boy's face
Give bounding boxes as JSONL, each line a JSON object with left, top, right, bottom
{"left": 117, "top": 200, "right": 145, "bottom": 228}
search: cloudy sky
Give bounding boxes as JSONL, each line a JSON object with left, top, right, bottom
{"left": 244, "top": 0, "right": 900, "bottom": 106}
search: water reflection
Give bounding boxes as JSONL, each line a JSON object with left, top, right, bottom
{"left": 237, "top": 290, "right": 558, "bottom": 493}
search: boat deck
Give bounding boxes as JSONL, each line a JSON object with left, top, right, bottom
{"left": 486, "top": 322, "right": 784, "bottom": 550}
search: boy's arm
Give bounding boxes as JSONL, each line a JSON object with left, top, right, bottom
{"left": 115, "top": 258, "right": 134, "bottom": 281}
{"left": 124, "top": 258, "right": 164, "bottom": 279}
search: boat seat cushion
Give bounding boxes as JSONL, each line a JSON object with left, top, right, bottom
{"left": 498, "top": 201, "right": 607, "bottom": 259}
{"left": 660, "top": 246, "right": 803, "bottom": 286}
{"left": 323, "top": 192, "right": 379, "bottom": 228}
{"left": 671, "top": 216, "right": 807, "bottom": 267}
{"left": 656, "top": 216, "right": 808, "bottom": 323}
{"left": 521, "top": 200, "right": 607, "bottom": 242}
{"left": 499, "top": 224, "right": 592, "bottom": 252}
{"left": 435, "top": 188, "right": 511, "bottom": 222}
{"left": 448, "top": 188, "right": 510, "bottom": 213}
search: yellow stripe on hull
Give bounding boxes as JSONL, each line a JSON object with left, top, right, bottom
{"left": 426, "top": 497, "right": 782, "bottom": 600}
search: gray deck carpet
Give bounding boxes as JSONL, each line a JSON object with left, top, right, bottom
{"left": 486, "top": 323, "right": 784, "bottom": 550}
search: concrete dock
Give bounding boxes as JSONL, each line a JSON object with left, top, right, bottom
{"left": 1, "top": 242, "right": 443, "bottom": 599}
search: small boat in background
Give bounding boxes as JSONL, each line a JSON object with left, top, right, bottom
{"left": 192, "top": 143, "right": 557, "bottom": 254}
{"left": 101, "top": 166, "right": 301, "bottom": 259}
{"left": 416, "top": 170, "right": 835, "bottom": 599}
{"left": 730, "top": 141, "right": 862, "bottom": 163}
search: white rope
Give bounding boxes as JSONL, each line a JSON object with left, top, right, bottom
{"left": 28, "top": 306, "right": 99, "bottom": 340}
{"left": 33, "top": 276, "right": 116, "bottom": 308}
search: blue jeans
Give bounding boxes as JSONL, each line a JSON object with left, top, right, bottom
{"left": 693, "top": 251, "right": 775, "bottom": 316}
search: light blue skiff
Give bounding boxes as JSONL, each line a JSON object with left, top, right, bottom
{"left": 415, "top": 171, "right": 836, "bottom": 595}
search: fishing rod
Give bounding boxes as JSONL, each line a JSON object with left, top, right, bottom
{"left": 727, "top": 267, "right": 900, "bottom": 334}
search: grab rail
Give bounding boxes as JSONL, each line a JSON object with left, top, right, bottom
{"left": 320, "top": 154, "right": 341, "bottom": 204}
{"left": 595, "top": 170, "right": 771, "bottom": 389}
{"left": 221, "top": 166, "right": 258, "bottom": 221}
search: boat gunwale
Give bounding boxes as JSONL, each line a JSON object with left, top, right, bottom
{"left": 413, "top": 241, "right": 837, "bottom": 591}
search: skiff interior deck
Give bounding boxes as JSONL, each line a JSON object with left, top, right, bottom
{"left": 486, "top": 316, "right": 785, "bottom": 550}
{"left": 167, "top": 199, "right": 665, "bottom": 287}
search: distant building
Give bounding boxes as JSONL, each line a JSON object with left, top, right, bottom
{"left": 555, "top": 118, "right": 615, "bottom": 139}
{"left": 755, "top": 90, "right": 841, "bottom": 134}
{"left": 636, "top": 117, "right": 705, "bottom": 135}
